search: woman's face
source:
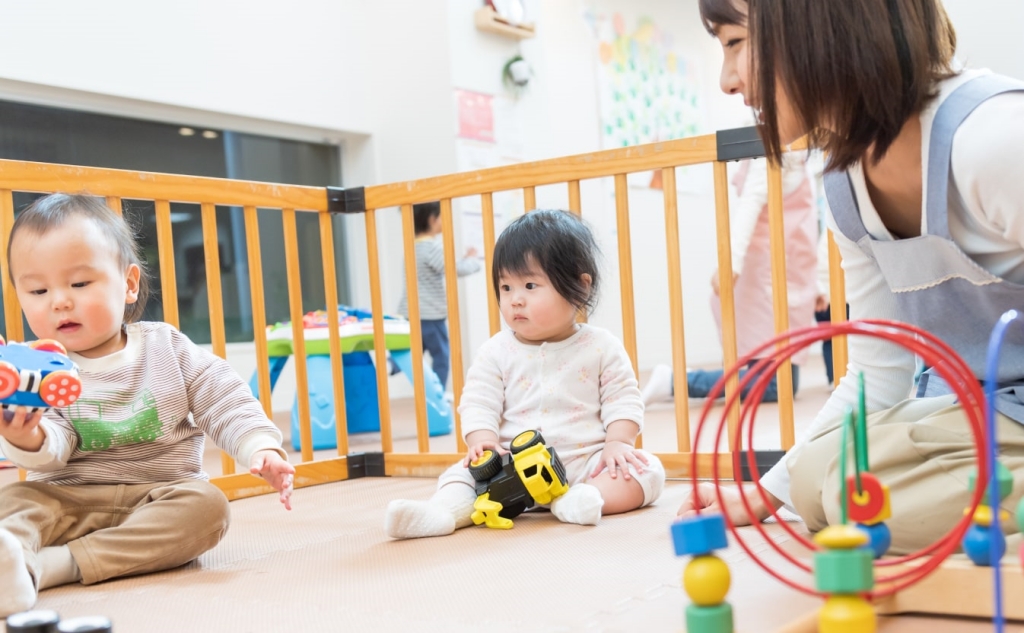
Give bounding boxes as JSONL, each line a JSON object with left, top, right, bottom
{"left": 714, "top": 10, "right": 805, "bottom": 144}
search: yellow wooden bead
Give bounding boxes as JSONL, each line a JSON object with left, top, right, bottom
{"left": 964, "top": 504, "right": 1010, "bottom": 527}
{"left": 813, "top": 524, "right": 869, "bottom": 550}
{"left": 819, "top": 595, "right": 876, "bottom": 633}
{"left": 683, "top": 555, "right": 731, "bottom": 606}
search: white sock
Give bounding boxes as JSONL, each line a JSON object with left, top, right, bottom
{"left": 38, "top": 545, "right": 81, "bottom": 590}
{"left": 385, "top": 483, "right": 476, "bottom": 539}
{"left": 550, "top": 484, "right": 604, "bottom": 526}
{"left": 641, "top": 364, "right": 674, "bottom": 406}
{"left": 0, "top": 529, "right": 36, "bottom": 617}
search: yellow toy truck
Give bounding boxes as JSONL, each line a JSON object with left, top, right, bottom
{"left": 467, "top": 430, "right": 569, "bottom": 529}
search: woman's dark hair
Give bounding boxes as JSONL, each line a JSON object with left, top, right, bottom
{"left": 413, "top": 201, "right": 441, "bottom": 235}
{"left": 698, "top": 0, "right": 746, "bottom": 32}
{"left": 700, "top": 0, "right": 957, "bottom": 171}
{"left": 492, "top": 210, "right": 600, "bottom": 314}
{"left": 9, "top": 193, "right": 150, "bottom": 323}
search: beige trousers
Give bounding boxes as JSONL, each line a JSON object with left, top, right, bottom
{"left": 0, "top": 478, "right": 230, "bottom": 586}
{"left": 788, "top": 395, "right": 1024, "bottom": 555}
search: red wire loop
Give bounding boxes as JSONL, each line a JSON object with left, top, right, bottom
{"left": 688, "top": 320, "right": 989, "bottom": 598}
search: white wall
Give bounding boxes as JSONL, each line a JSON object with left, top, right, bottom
{"left": 944, "top": 0, "right": 1024, "bottom": 80}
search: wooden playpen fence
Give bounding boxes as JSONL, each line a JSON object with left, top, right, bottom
{"left": 0, "top": 127, "right": 847, "bottom": 500}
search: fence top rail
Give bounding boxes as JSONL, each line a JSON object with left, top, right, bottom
{"left": 0, "top": 159, "right": 327, "bottom": 211}
{"left": 363, "top": 133, "right": 719, "bottom": 209}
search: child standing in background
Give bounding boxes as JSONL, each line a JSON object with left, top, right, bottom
{"left": 386, "top": 210, "right": 665, "bottom": 539}
{"left": 397, "top": 201, "right": 481, "bottom": 390}
{"left": 0, "top": 194, "right": 294, "bottom": 617}
{"left": 642, "top": 151, "right": 819, "bottom": 405}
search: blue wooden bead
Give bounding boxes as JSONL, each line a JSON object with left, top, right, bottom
{"left": 962, "top": 524, "right": 1006, "bottom": 567}
{"left": 856, "top": 522, "right": 891, "bottom": 559}
{"left": 671, "top": 514, "right": 728, "bottom": 557}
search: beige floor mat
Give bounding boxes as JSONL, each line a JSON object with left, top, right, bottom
{"left": 13, "top": 477, "right": 1008, "bottom": 633}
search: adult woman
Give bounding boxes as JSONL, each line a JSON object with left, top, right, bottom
{"left": 680, "top": 0, "right": 1024, "bottom": 553}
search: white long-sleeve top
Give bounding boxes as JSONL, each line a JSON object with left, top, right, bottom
{"left": 763, "top": 68, "right": 1024, "bottom": 506}
{"left": 0, "top": 321, "right": 286, "bottom": 485}
{"left": 458, "top": 324, "right": 643, "bottom": 462}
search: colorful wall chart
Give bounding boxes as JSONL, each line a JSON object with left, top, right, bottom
{"left": 592, "top": 13, "right": 704, "bottom": 188}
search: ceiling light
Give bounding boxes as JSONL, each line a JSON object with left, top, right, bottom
{"left": 178, "top": 127, "right": 195, "bottom": 136}
{"left": 202, "top": 130, "right": 219, "bottom": 139}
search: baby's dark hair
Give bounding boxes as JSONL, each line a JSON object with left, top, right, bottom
{"left": 8, "top": 193, "right": 150, "bottom": 323}
{"left": 492, "top": 210, "right": 601, "bottom": 314}
{"left": 413, "top": 201, "right": 441, "bottom": 235}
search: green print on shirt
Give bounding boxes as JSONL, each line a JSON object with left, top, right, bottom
{"left": 70, "top": 390, "right": 163, "bottom": 452}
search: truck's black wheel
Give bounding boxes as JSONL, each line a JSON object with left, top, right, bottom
{"left": 468, "top": 449, "right": 503, "bottom": 481}
{"left": 509, "top": 429, "right": 544, "bottom": 454}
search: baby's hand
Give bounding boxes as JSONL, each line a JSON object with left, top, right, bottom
{"left": 590, "top": 441, "right": 649, "bottom": 480}
{"left": 462, "top": 441, "right": 505, "bottom": 467}
{"left": 0, "top": 407, "right": 45, "bottom": 452}
{"left": 250, "top": 450, "right": 296, "bottom": 510}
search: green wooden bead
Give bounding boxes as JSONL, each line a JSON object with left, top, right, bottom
{"left": 814, "top": 548, "right": 874, "bottom": 594}
{"left": 968, "top": 462, "right": 1014, "bottom": 501}
{"left": 1016, "top": 496, "right": 1024, "bottom": 534}
{"left": 685, "top": 603, "right": 733, "bottom": 633}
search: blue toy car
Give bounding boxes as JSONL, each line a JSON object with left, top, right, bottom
{"left": 0, "top": 336, "right": 82, "bottom": 411}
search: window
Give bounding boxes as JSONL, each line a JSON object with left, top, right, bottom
{"left": 0, "top": 100, "right": 348, "bottom": 344}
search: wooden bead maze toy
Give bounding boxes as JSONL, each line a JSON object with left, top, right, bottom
{"left": 670, "top": 314, "right": 1024, "bottom": 632}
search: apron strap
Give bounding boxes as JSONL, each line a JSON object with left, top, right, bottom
{"left": 926, "top": 75, "right": 1024, "bottom": 238}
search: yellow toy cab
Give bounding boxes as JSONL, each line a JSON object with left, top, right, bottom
{"left": 467, "top": 430, "right": 569, "bottom": 529}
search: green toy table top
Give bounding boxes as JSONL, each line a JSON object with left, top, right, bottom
{"left": 266, "top": 320, "right": 411, "bottom": 357}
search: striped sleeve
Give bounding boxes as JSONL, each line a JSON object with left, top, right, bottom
{"left": 170, "top": 328, "right": 286, "bottom": 466}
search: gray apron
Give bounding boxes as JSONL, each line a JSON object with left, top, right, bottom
{"left": 823, "top": 74, "right": 1024, "bottom": 423}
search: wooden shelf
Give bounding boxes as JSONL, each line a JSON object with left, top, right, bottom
{"left": 474, "top": 6, "right": 535, "bottom": 40}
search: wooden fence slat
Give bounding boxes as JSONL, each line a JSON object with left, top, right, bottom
{"left": 200, "top": 202, "right": 235, "bottom": 475}
{"left": 364, "top": 209, "right": 394, "bottom": 454}
{"left": 401, "top": 204, "right": 431, "bottom": 453}
{"left": 661, "top": 168, "right": 691, "bottom": 452}
{"left": 828, "top": 230, "right": 849, "bottom": 383}
{"left": 613, "top": 174, "right": 641, "bottom": 448}
{"left": 282, "top": 209, "right": 313, "bottom": 463}
{"left": 106, "top": 196, "right": 122, "bottom": 216}
{"left": 766, "top": 163, "right": 796, "bottom": 450}
{"left": 319, "top": 212, "right": 349, "bottom": 457}
{"left": 244, "top": 206, "right": 273, "bottom": 419}
{"left": 567, "top": 181, "right": 581, "bottom": 214}
{"left": 524, "top": 186, "right": 536, "bottom": 213}
{"left": 712, "top": 162, "right": 741, "bottom": 453}
{"left": 365, "top": 135, "right": 719, "bottom": 208}
{"left": 0, "top": 190, "right": 23, "bottom": 342}
{"left": 154, "top": 200, "right": 179, "bottom": 328}
{"left": 0, "top": 159, "right": 325, "bottom": 211}
{"left": 440, "top": 199, "right": 466, "bottom": 452}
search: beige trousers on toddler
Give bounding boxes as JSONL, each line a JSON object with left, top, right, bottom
{"left": 0, "top": 478, "right": 230, "bottom": 586}
{"left": 788, "top": 394, "right": 1024, "bottom": 554}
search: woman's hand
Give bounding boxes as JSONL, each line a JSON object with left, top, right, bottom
{"left": 676, "top": 482, "right": 782, "bottom": 525}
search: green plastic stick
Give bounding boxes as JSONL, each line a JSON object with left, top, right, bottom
{"left": 856, "top": 372, "right": 869, "bottom": 474}
{"left": 840, "top": 407, "right": 853, "bottom": 525}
